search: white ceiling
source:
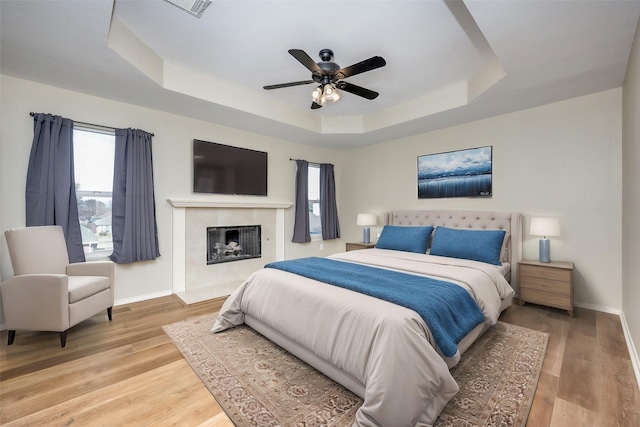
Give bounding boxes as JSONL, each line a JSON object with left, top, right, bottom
{"left": 2, "top": 0, "right": 639, "bottom": 149}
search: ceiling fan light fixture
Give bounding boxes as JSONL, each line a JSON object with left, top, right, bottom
{"left": 311, "top": 84, "right": 341, "bottom": 106}
{"left": 323, "top": 84, "right": 341, "bottom": 103}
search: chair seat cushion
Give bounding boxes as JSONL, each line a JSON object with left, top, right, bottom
{"left": 68, "top": 276, "right": 111, "bottom": 303}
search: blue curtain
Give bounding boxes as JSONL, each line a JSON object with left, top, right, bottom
{"left": 320, "top": 163, "right": 340, "bottom": 240}
{"left": 292, "top": 159, "right": 311, "bottom": 243}
{"left": 110, "top": 128, "right": 160, "bottom": 263}
{"left": 26, "top": 113, "right": 85, "bottom": 262}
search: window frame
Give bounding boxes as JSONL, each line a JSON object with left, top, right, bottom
{"left": 307, "top": 163, "right": 322, "bottom": 239}
{"left": 73, "top": 124, "right": 116, "bottom": 260}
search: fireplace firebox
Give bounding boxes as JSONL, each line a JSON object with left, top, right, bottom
{"left": 207, "top": 225, "right": 261, "bottom": 265}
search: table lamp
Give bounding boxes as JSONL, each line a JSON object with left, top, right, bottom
{"left": 530, "top": 217, "right": 560, "bottom": 263}
{"left": 357, "top": 213, "right": 377, "bottom": 244}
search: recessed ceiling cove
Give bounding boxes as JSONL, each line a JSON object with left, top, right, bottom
{"left": 108, "top": 0, "right": 505, "bottom": 137}
{"left": 2, "top": 0, "right": 639, "bottom": 149}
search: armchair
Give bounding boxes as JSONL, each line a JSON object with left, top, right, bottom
{"left": 1, "top": 226, "right": 114, "bottom": 347}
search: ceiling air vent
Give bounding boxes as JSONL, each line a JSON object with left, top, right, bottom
{"left": 163, "top": 0, "right": 211, "bottom": 18}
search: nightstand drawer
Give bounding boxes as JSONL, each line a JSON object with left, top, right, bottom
{"left": 346, "top": 242, "right": 376, "bottom": 251}
{"left": 520, "top": 288, "right": 571, "bottom": 310}
{"left": 520, "top": 276, "right": 570, "bottom": 296}
{"left": 520, "top": 264, "right": 571, "bottom": 282}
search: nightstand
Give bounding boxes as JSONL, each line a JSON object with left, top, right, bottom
{"left": 345, "top": 242, "right": 376, "bottom": 251}
{"left": 518, "top": 259, "right": 574, "bottom": 316}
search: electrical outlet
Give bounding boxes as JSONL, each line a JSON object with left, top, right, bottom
{"left": 377, "top": 232, "right": 381, "bottom": 238}
{"left": 319, "top": 243, "right": 324, "bottom": 250}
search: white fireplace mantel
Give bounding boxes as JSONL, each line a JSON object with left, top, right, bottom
{"left": 167, "top": 198, "right": 292, "bottom": 299}
{"left": 167, "top": 198, "right": 292, "bottom": 209}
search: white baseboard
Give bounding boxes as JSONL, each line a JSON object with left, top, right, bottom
{"left": 619, "top": 310, "right": 640, "bottom": 391}
{"left": 114, "top": 290, "right": 173, "bottom": 306}
{"left": 574, "top": 301, "right": 621, "bottom": 315}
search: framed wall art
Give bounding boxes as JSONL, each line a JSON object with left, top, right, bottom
{"left": 417, "top": 146, "right": 492, "bottom": 199}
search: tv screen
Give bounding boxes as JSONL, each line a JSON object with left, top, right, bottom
{"left": 193, "top": 139, "right": 267, "bottom": 196}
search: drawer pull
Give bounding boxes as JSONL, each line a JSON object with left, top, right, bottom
{"left": 542, "top": 283, "right": 547, "bottom": 287}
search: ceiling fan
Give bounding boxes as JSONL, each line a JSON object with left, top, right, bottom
{"left": 263, "top": 49, "right": 386, "bottom": 109}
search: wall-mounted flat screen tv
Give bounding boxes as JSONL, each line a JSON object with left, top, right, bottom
{"left": 193, "top": 139, "right": 267, "bottom": 196}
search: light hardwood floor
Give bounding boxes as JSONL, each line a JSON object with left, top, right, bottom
{"left": 1, "top": 295, "right": 639, "bottom": 426}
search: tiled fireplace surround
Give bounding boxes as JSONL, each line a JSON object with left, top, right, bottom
{"left": 167, "top": 199, "right": 292, "bottom": 304}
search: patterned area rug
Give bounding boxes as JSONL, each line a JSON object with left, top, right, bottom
{"left": 164, "top": 315, "right": 548, "bottom": 427}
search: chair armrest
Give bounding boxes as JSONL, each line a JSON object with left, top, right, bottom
{"left": 0, "top": 274, "right": 70, "bottom": 331}
{"left": 67, "top": 261, "right": 114, "bottom": 278}
{"left": 66, "top": 261, "right": 115, "bottom": 305}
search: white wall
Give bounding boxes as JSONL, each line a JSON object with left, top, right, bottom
{"left": 0, "top": 75, "right": 342, "bottom": 313}
{"left": 340, "top": 89, "right": 623, "bottom": 311}
{"left": 622, "top": 18, "right": 640, "bottom": 376}
{"left": 0, "top": 75, "right": 625, "bottom": 317}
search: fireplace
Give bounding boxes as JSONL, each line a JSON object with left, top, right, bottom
{"left": 167, "top": 198, "right": 291, "bottom": 304}
{"left": 207, "top": 225, "right": 261, "bottom": 264}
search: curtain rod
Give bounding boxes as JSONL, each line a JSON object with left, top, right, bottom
{"left": 29, "top": 112, "right": 155, "bottom": 136}
{"left": 289, "top": 158, "right": 321, "bottom": 166}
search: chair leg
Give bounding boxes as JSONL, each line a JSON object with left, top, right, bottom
{"left": 60, "top": 330, "right": 68, "bottom": 348}
{"left": 107, "top": 307, "right": 113, "bottom": 321}
{"left": 8, "top": 330, "right": 16, "bottom": 345}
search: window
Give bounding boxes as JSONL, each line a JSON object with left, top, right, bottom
{"left": 73, "top": 125, "right": 115, "bottom": 259}
{"left": 308, "top": 164, "right": 321, "bottom": 237}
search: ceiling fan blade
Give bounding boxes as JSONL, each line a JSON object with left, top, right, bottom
{"left": 336, "top": 56, "right": 386, "bottom": 79}
{"left": 289, "top": 49, "right": 322, "bottom": 73}
{"left": 263, "top": 80, "right": 315, "bottom": 90}
{"left": 336, "top": 81, "right": 379, "bottom": 100}
{"left": 311, "top": 102, "right": 323, "bottom": 109}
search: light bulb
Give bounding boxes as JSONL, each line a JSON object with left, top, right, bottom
{"left": 311, "top": 87, "right": 322, "bottom": 103}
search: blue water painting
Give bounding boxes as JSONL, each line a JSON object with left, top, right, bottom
{"left": 418, "top": 146, "right": 492, "bottom": 198}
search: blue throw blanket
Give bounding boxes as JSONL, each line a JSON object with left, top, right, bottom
{"left": 264, "top": 257, "right": 485, "bottom": 357}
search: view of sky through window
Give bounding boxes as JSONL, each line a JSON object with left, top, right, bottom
{"left": 73, "top": 129, "right": 115, "bottom": 192}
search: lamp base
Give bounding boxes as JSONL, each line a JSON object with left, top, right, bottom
{"left": 363, "top": 226, "right": 371, "bottom": 244}
{"left": 539, "top": 238, "right": 550, "bottom": 263}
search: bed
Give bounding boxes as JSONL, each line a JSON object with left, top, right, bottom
{"left": 212, "top": 210, "right": 522, "bottom": 427}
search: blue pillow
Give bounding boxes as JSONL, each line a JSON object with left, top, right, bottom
{"left": 430, "top": 226, "right": 506, "bottom": 266}
{"left": 375, "top": 226, "right": 433, "bottom": 253}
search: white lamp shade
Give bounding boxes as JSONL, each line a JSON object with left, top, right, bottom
{"left": 357, "top": 213, "right": 377, "bottom": 226}
{"left": 530, "top": 217, "right": 560, "bottom": 237}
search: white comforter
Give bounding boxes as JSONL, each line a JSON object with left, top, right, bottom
{"left": 211, "top": 249, "right": 515, "bottom": 427}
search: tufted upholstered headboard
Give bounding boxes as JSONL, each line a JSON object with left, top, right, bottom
{"left": 387, "top": 210, "right": 523, "bottom": 285}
